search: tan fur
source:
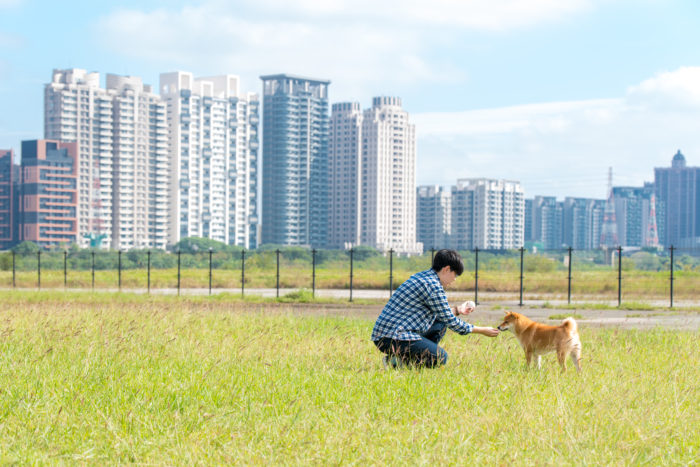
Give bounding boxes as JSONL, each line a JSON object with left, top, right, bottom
{"left": 497, "top": 311, "right": 582, "bottom": 373}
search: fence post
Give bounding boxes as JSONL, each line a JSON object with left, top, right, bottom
{"left": 312, "top": 248, "right": 316, "bottom": 298}
{"left": 241, "top": 249, "right": 245, "bottom": 297}
{"left": 276, "top": 249, "right": 280, "bottom": 298}
{"left": 118, "top": 250, "right": 122, "bottom": 292}
{"left": 519, "top": 247, "right": 525, "bottom": 307}
{"left": 669, "top": 245, "right": 674, "bottom": 308}
{"left": 91, "top": 251, "right": 95, "bottom": 291}
{"left": 567, "top": 247, "right": 573, "bottom": 305}
{"left": 617, "top": 246, "right": 622, "bottom": 307}
{"left": 147, "top": 250, "right": 151, "bottom": 294}
{"left": 389, "top": 249, "right": 394, "bottom": 297}
{"left": 349, "top": 247, "right": 354, "bottom": 302}
{"left": 177, "top": 249, "right": 181, "bottom": 296}
{"left": 430, "top": 248, "right": 435, "bottom": 263}
{"left": 208, "top": 248, "right": 213, "bottom": 296}
{"left": 474, "top": 247, "right": 479, "bottom": 305}
{"left": 64, "top": 250, "right": 68, "bottom": 289}
{"left": 37, "top": 250, "right": 41, "bottom": 290}
{"left": 12, "top": 250, "right": 15, "bottom": 288}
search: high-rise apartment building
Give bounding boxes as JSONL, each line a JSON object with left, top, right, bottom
{"left": 654, "top": 150, "right": 699, "bottom": 247}
{"left": 529, "top": 196, "right": 564, "bottom": 250}
{"left": 612, "top": 184, "right": 659, "bottom": 247}
{"left": 451, "top": 178, "right": 524, "bottom": 250}
{"left": 45, "top": 69, "right": 169, "bottom": 250}
{"left": 0, "top": 149, "right": 16, "bottom": 249}
{"left": 45, "top": 69, "right": 113, "bottom": 248}
{"left": 18, "top": 140, "right": 78, "bottom": 249}
{"left": 260, "top": 74, "right": 329, "bottom": 248}
{"left": 160, "top": 72, "right": 259, "bottom": 248}
{"left": 108, "top": 75, "right": 169, "bottom": 250}
{"left": 360, "top": 97, "right": 421, "bottom": 254}
{"left": 562, "top": 197, "right": 605, "bottom": 249}
{"left": 416, "top": 185, "right": 451, "bottom": 250}
{"left": 450, "top": 184, "right": 475, "bottom": 251}
{"left": 328, "top": 102, "right": 363, "bottom": 249}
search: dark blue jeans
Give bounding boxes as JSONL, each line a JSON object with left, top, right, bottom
{"left": 374, "top": 322, "right": 448, "bottom": 368}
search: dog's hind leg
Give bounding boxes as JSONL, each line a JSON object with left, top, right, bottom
{"left": 571, "top": 346, "right": 582, "bottom": 373}
{"left": 557, "top": 349, "right": 568, "bottom": 373}
{"left": 525, "top": 348, "right": 533, "bottom": 369}
{"left": 536, "top": 355, "right": 542, "bottom": 369}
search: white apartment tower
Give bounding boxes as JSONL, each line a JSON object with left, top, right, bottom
{"left": 453, "top": 178, "right": 525, "bottom": 249}
{"left": 360, "top": 97, "right": 422, "bottom": 255}
{"left": 329, "top": 102, "right": 363, "bottom": 248}
{"left": 160, "top": 72, "right": 259, "bottom": 248}
{"left": 45, "top": 69, "right": 169, "bottom": 249}
{"left": 45, "top": 69, "right": 113, "bottom": 248}
{"left": 107, "top": 75, "right": 169, "bottom": 250}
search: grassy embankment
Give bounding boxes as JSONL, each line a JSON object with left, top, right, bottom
{"left": 0, "top": 292, "right": 697, "bottom": 464}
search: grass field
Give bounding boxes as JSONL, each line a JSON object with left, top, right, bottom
{"left": 0, "top": 292, "right": 698, "bottom": 464}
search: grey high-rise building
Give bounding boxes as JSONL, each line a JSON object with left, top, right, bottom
{"left": 562, "top": 198, "right": 605, "bottom": 250}
{"left": 654, "top": 150, "right": 699, "bottom": 248}
{"left": 612, "top": 184, "right": 660, "bottom": 247}
{"left": 260, "top": 74, "right": 330, "bottom": 247}
{"left": 528, "top": 196, "right": 564, "bottom": 250}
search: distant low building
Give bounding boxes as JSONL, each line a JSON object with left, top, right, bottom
{"left": 452, "top": 178, "right": 524, "bottom": 250}
{"left": 19, "top": 140, "right": 78, "bottom": 249}
{"left": 416, "top": 185, "right": 451, "bottom": 250}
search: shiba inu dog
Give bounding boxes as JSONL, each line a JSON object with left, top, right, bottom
{"left": 497, "top": 311, "right": 582, "bottom": 373}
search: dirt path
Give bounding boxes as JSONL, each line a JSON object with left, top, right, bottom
{"left": 266, "top": 302, "right": 700, "bottom": 331}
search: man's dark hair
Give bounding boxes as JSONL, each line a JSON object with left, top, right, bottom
{"left": 431, "top": 249, "right": 464, "bottom": 276}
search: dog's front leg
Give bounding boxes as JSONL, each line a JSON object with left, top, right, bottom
{"left": 536, "top": 355, "right": 542, "bottom": 369}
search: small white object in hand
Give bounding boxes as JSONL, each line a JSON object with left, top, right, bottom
{"left": 464, "top": 300, "right": 475, "bottom": 309}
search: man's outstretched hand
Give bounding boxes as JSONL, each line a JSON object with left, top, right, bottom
{"left": 473, "top": 326, "right": 500, "bottom": 337}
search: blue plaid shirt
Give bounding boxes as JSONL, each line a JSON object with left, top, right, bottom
{"left": 371, "top": 269, "right": 473, "bottom": 341}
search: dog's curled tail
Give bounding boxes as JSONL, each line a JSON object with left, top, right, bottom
{"left": 562, "top": 317, "right": 578, "bottom": 331}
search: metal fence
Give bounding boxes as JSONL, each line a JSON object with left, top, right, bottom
{"left": 0, "top": 246, "right": 697, "bottom": 307}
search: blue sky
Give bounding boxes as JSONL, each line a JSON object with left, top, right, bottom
{"left": 2, "top": 0, "right": 700, "bottom": 198}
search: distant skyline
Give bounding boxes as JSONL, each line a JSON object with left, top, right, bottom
{"left": 2, "top": 0, "right": 700, "bottom": 199}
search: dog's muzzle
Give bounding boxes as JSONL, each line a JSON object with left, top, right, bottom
{"left": 497, "top": 325, "right": 508, "bottom": 331}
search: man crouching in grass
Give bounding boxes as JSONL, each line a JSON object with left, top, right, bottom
{"left": 371, "top": 249, "right": 500, "bottom": 369}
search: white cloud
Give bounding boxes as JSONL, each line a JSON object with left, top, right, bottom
{"left": 627, "top": 66, "right": 700, "bottom": 110}
{"left": 229, "top": 0, "right": 592, "bottom": 30}
{"left": 414, "top": 67, "right": 700, "bottom": 199}
{"left": 95, "top": 0, "right": 597, "bottom": 99}
{"left": 0, "top": 0, "right": 22, "bottom": 7}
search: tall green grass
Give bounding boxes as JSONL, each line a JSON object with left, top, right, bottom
{"left": 0, "top": 296, "right": 697, "bottom": 464}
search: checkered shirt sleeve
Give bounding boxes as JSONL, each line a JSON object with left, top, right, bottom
{"left": 371, "top": 269, "right": 473, "bottom": 341}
